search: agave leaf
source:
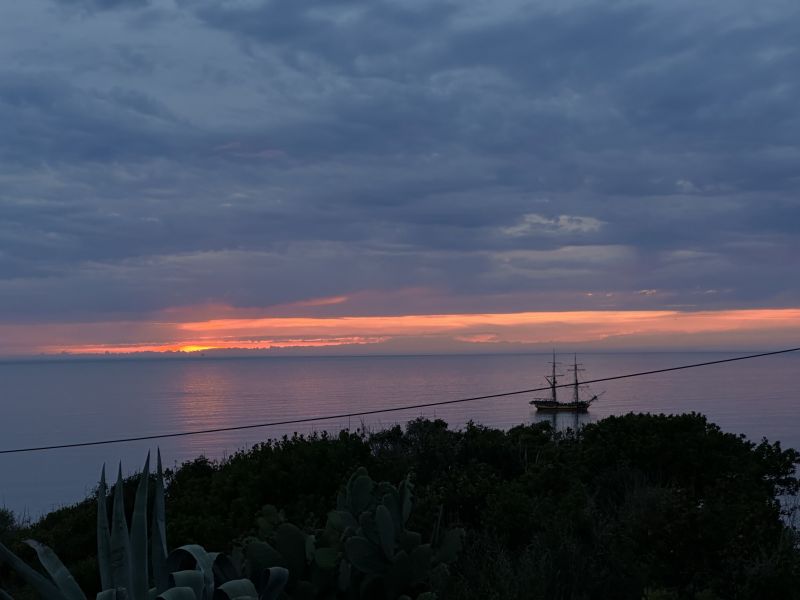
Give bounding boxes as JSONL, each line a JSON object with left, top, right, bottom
{"left": 208, "top": 553, "right": 239, "bottom": 587}
{"left": 152, "top": 450, "right": 169, "bottom": 594}
{"left": 96, "top": 589, "right": 128, "bottom": 600}
{"left": 24, "top": 540, "right": 87, "bottom": 600}
{"left": 166, "top": 546, "right": 213, "bottom": 600}
{"left": 170, "top": 571, "right": 204, "bottom": 600}
{"left": 0, "top": 540, "right": 70, "bottom": 600}
{"left": 131, "top": 453, "right": 151, "bottom": 600}
{"left": 214, "top": 579, "right": 258, "bottom": 599}
{"left": 156, "top": 588, "right": 198, "bottom": 600}
{"left": 111, "top": 465, "right": 132, "bottom": 592}
{"left": 97, "top": 465, "right": 113, "bottom": 591}
{"left": 243, "top": 541, "right": 284, "bottom": 591}
{"left": 259, "top": 567, "right": 288, "bottom": 600}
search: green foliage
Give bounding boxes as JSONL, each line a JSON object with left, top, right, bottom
{"left": 0, "top": 510, "right": 16, "bottom": 540}
{"left": 3, "top": 414, "right": 800, "bottom": 600}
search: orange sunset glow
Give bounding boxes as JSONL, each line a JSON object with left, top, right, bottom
{"left": 16, "top": 307, "right": 799, "bottom": 356}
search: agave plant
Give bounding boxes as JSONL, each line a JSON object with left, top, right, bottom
{"left": 0, "top": 451, "right": 288, "bottom": 600}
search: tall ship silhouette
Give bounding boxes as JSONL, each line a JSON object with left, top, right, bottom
{"left": 530, "top": 352, "right": 603, "bottom": 413}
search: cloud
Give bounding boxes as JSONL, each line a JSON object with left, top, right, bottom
{"left": 5, "top": 307, "right": 800, "bottom": 356}
{"left": 502, "top": 214, "right": 605, "bottom": 237}
{"left": 0, "top": 0, "right": 798, "bottom": 334}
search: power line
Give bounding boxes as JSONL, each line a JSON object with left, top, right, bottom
{"left": 0, "top": 346, "right": 798, "bottom": 455}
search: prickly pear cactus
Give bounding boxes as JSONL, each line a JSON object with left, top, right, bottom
{"left": 332, "top": 469, "right": 464, "bottom": 599}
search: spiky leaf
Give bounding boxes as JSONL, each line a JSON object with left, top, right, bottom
{"left": 111, "top": 465, "right": 132, "bottom": 593}
{"left": 97, "top": 466, "right": 113, "bottom": 591}
{"left": 130, "top": 454, "right": 150, "bottom": 600}
{"left": 96, "top": 589, "right": 128, "bottom": 600}
{"left": 0, "top": 541, "right": 70, "bottom": 600}
{"left": 170, "top": 571, "right": 204, "bottom": 600}
{"left": 209, "top": 553, "right": 239, "bottom": 587}
{"left": 243, "top": 541, "right": 283, "bottom": 591}
{"left": 213, "top": 579, "right": 258, "bottom": 600}
{"left": 157, "top": 588, "right": 197, "bottom": 600}
{"left": 24, "top": 540, "right": 87, "bottom": 600}
{"left": 152, "top": 450, "right": 169, "bottom": 593}
{"left": 166, "top": 546, "right": 214, "bottom": 600}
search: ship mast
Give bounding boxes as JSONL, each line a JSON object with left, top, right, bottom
{"left": 572, "top": 354, "right": 583, "bottom": 405}
{"left": 545, "top": 349, "right": 559, "bottom": 402}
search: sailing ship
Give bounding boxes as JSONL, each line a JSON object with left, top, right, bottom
{"left": 529, "top": 352, "right": 602, "bottom": 413}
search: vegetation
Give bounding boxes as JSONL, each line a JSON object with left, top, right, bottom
{"left": 1, "top": 413, "right": 799, "bottom": 599}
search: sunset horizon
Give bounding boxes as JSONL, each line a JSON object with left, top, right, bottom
{"left": 4, "top": 303, "right": 798, "bottom": 358}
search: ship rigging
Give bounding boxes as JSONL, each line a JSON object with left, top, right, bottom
{"left": 529, "top": 352, "right": 603, "bottom": 412}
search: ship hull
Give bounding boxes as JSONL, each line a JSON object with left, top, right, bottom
{"left": 531, "top": 400, "right": 590, "bottom": 413}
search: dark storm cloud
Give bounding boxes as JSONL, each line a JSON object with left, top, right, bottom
{"left": 0, "top": 0, "right": 799, "bottom": 322}
{"left": 0, "top": 72, "right": 185, "bottom": 165}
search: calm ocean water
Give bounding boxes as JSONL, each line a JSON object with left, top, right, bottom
{"left": 0, "top": 352, "right": 797, "bottom": 518}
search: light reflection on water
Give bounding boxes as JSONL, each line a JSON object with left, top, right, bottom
{"left": 0, "top": 352, "right": 797, "bottom": 517}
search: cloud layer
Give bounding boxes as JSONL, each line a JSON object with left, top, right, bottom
{"left": 1, "top": 0, "right": 798, "bottom": 353}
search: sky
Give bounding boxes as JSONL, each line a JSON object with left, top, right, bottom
{"left": 0, "top": 0, "right": 798, "bottom": 356}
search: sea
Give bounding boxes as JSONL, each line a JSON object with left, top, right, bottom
{"left": 0, "top": 351, "right": 798, "bottom": 519}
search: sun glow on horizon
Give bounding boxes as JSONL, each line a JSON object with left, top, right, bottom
{"left": 17, "top": 307, "right": 800, "bottom": 356}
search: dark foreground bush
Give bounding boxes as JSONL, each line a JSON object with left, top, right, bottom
{"left": 2, "top": 413, "right": 798, "bottom": 599}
